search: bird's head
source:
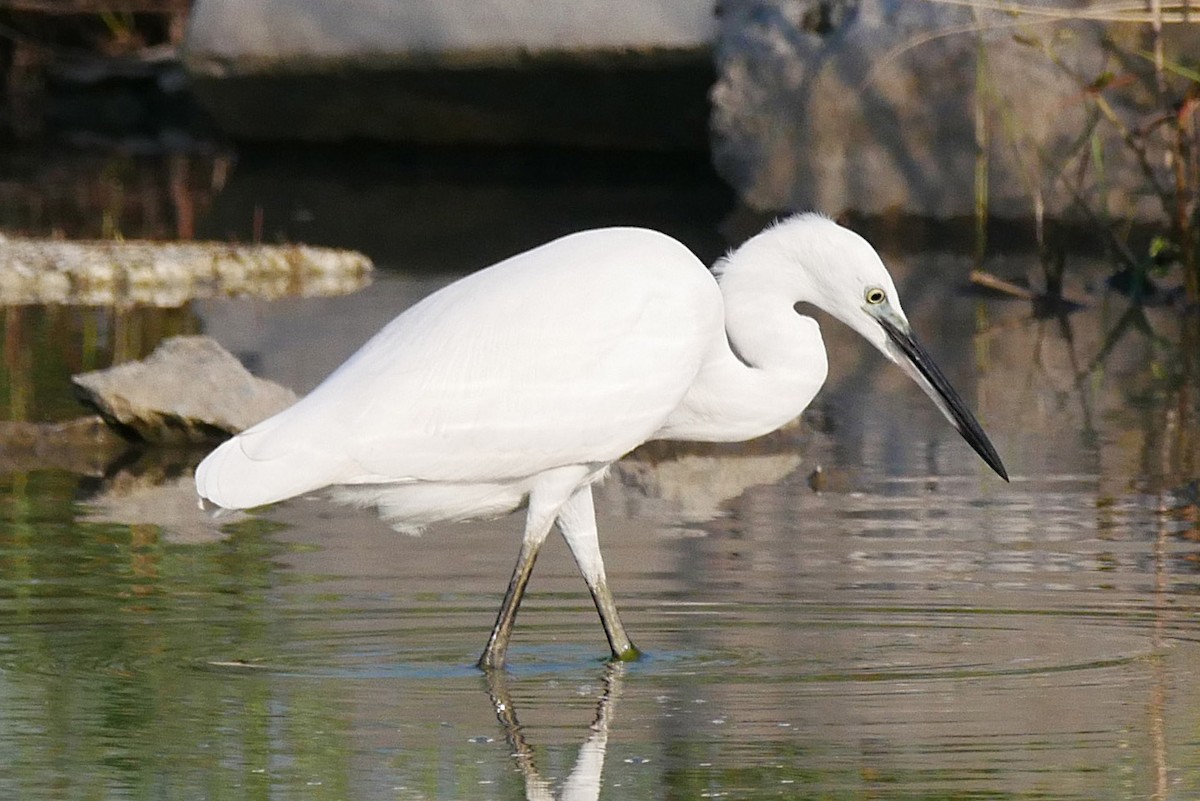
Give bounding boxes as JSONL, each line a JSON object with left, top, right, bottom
{"left": 769, "top": 214, "right": 1009, "bottom": 481}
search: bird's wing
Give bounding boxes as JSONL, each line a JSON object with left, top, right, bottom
{"left": 197, "top": 228, "right": 722, "bottom": 509}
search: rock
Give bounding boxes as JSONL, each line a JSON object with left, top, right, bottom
{"left": 72, "top": 335, "right": 297, "bottom": 443}
{"left": 711, "top": 0, "right": 1200, "bottom": 221}
{"left": 0, "top": 238, "right": 372, "bottom": 306}
{"left": 0, "top": 416, "right": 131, "bottom": 476}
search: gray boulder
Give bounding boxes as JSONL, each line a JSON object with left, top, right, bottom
{"left": 72, "top": 335, "right": 297, "bottom": 443}
{"left": 711, "top": 0, "right": 1198, "bottom": 221}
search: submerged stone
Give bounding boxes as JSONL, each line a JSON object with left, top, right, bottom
{"left": 0, "top": 416, "right": 129, "bottom": 476}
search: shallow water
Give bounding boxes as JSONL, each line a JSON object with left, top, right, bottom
{"left": 2, "top": 147, "right": 1199, "bottom": 800}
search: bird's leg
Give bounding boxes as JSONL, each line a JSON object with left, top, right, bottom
{"left": 478, "top": 517, "right": 552, "bottom": 670}
{"left": 557, "top": 485, "right": 640, "bottom": 662}
{"left": 480, "top": 525, "right": 549, "bottom": 671}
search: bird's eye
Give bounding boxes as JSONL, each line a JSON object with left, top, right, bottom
{"left": 865, "top": 287, "right": 887, "bottom": 305}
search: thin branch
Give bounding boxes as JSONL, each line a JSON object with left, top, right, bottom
{"left": 926, "top": 0, "right": 1198, "bottom": 25}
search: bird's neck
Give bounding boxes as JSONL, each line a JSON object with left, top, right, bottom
{"left": 654, "top": 243, "right": 828, "bottom": 443}
{"left": 719, "top": 232, "right": 828, "bottom": 367}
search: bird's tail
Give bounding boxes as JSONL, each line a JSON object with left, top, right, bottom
{"left": 195, "top": 427, "right": 345, "bottom": 511}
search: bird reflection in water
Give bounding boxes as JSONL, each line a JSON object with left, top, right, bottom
{"left": 484, "top": 663, "right": 624, "bottom": 801}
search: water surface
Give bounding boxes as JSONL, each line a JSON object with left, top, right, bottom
{"left": 1, "top": 147, "right": 1198, "bottom": 800}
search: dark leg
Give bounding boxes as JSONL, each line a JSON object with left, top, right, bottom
{"left": 478, "top": 524, "right": 550, "bottom": 670}
{"left": 557, "top": 485, "right": 640, "bottom": 661}
{"left": 478, "top": 468, "right": 585, "bottom": 669}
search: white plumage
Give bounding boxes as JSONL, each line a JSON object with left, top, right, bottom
{"left": 197, "top": 228, "right": 717, "bottom": 510}
{"left": 196, "top": 213, "right": 1007, "bottom": 667}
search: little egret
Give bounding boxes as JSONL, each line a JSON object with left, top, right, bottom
{"left": 195, "top": 213, "right": 1007, "bottom": 668}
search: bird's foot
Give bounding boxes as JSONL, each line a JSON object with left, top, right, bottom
{"left": 610, "top": 643, "right": 643, "bottom": 663}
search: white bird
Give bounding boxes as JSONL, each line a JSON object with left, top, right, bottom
{"left": 195, "top": 213, "right": 1007, "bottom": 669}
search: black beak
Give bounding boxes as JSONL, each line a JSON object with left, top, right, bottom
{"left": 877, "top": 316, "right": 1009, "bottom": 481}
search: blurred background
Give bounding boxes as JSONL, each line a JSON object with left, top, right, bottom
{"left": 1, "top": 3, "right": 1199, "bottom": 800}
